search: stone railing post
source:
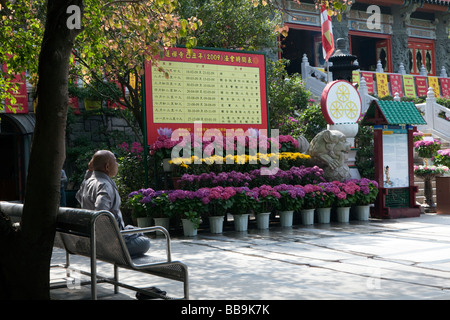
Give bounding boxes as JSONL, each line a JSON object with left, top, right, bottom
{"left": 376, "top": 60, "right": 384, "bottom": 73}
{"left": 301, "top": 53, "right": 310, "bottom": 81}
{"left": 440, "top": 66, "right": 448, "bottom": 78}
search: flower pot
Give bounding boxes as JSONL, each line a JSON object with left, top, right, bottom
{"left": 256, "top": 212, "right": 271, "bottom": 230}
{"left": 354, "top": 205, "right": 370, "bottom": 221}
{"left": 279, "top": 210, "right": 294, "bottom": 227}
{"left": 209, "top": 216, "right": 224, "bottom": 234}
{"left": 136, "top": 217, "right": 152, "bottom": 228}
{"left": 162, "top": 158, "right": 172, "bottom": 172}
{"left": 316, "top": 207, "right": 331, "bottom": 224}
{"left": 336, "top": 207, "right": 350, "bottom": 223}
{"left": 233, "top": 214, "right": 249, "bottom": 232}
{"left": 423, "top": 158, "right": 434, "bottom": 166}
{"left": 300, "top": 209, "right": 315, "bottom": 225}
{"left": 181, "top": 219, "right": 197, "bottom": 237}
{"left": 153, "top": 217, "right": 170, "bottom": 236}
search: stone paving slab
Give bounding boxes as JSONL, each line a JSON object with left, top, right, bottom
{"left": 50, "top": 213, "right": 450, "bottom": 301}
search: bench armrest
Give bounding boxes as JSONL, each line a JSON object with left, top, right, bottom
{"left": 120, "top": 226, "right": 172, "bottom": 262}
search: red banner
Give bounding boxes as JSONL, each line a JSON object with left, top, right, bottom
{"left": 389, "top": 74, "right": 403, "bottom": 98}
{"left": 415, "top": 76, "right": 428, "bottom": 97}
{"left": 144, "top": 47, "right": 268, "bottom": 145}
{"left": 361, "top": 72, "right": 374, "bottom": 95}
{"left": 2, "top": 64, "right": 29, "bottom": 114}
{"left": 441, "top": 78, "right": 450, "bottom": 98}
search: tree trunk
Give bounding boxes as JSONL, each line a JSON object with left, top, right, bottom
{"left": 0, "top": 0, "right": 82, "bottom": 299}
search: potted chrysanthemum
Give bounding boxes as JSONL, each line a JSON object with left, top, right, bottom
{"left": 230, "top": 187, "right": 258, "bottom": 231}
{"left": 414, "top": 138, "right": 441, "bottom": 165}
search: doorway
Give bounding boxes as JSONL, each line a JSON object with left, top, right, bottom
{"left": 350, "top": 34, "right": 392, "bottom": 72}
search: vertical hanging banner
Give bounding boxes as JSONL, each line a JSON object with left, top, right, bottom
{"left": 361, "top": 72, "right": 374, "bottom": 95}
{"left": 320, "top": 4, "right": 334, "bottom": 62}
{"left": 352, "top": 71, "right": 360, "bottom": 85}
{"left": 376, "top": 73, "right": 389, "bottom": 98}
{"left": 402, "top": 75, "right": 416, "bottom": 98}
{"left": 144, "top": 47, "right": 268, "bottom": 145}
{"left": 389, "top": 74, "right": 403, "bottom": 98}
{"left": 415, "top": 76, "right": 428, "bottom": 97}
{"left": 1, "top": 64, "right": 29, "bottom": 114}
{"left": 428, "top": 76, "right": 440, "bottom": 98}
{"left": 441, "top": 78, "right": 450, "bottom": 98}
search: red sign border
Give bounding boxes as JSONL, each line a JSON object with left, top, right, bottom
{"left": 144, "top": 47, "right": 269, "bottom": 145}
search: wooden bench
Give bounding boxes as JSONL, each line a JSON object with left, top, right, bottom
{"left": 0, "top": 201, "right": 189, "bottom": 300}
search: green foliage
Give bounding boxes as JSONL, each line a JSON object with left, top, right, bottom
{"left": 266, "top": 59, "right": 312, "bottom": 130}
{"left": 297, "top": 104, "right": 328, "bottom": 143}
{"left": 68, "top": 81, "right": 122, "bottom": 101}
{"left": 355, "top": 123, "right": 375, "bottom": 180}
{"left": 178, "top": 0, "right": 281, "bottom": 51}
{"left": 0, "top": 0, "right": 45, "bottom": 106}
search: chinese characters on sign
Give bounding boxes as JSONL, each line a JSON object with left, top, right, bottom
{"left": 376, "top": 73, "right": 389, "bottom": 98}
{"left": 145, "top": 48, "right": 268, "bottom": 144}
{"left": 389, "top": 74, "right": 403, "bottom": 97}
{"left": 382, "top": 129, "right": 409, "bottom": 189}
{"left": 151, "top": 62, "right": 261, "bottom": 124}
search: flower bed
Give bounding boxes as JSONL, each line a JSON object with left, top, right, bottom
{"left": 178, "top": 165, "right": 325, "bottom": 190}
{"left": 170, "top": 152, "right": 311, "bottom": 175}
{"left": 127, "top": 179, "right": 379, "bottom": 231}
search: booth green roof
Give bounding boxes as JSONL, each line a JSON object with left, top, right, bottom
{"left": 361, "top": 100, "right": 427, "bottom": 126}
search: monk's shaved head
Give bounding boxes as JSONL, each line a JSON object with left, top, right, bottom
{"left": 91, "top": 150, "right": 118, "bottom": 177}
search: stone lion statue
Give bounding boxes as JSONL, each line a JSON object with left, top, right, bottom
{"left": 307, "top": 130, "right": 351, "bottom": 182}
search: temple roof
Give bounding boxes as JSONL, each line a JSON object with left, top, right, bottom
{"left": 361, "top": 100, "right": 427, "bottom": 126}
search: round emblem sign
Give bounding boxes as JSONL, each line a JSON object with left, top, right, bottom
{"left": 320, "top": 80, "right": 362, "bottom": 125}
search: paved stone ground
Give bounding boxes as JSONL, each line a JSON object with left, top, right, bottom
{"left": 50, "top": 213, "right": 450, "bottom": 301}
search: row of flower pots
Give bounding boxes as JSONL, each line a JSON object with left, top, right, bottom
{"left": 138, "top": 205, "right": 372, "bottom": 237}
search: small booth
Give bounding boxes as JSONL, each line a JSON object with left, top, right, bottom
{"left": 361, "top": 100, "right": 427, "bottom": 219}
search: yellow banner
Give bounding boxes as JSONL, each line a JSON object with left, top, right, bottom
{"left": 402, "top": 75, "right": 416, "bottom": 98}
{"left": 428, "top": 76, "right": 440, "bottom": 98}
{"left": 352, "top": 71, "right": 360, "bottom": 86}
{"left": 376, "top": 73, "right": 389, "bottom": 97}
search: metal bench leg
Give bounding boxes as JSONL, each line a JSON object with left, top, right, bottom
{"left": 114, "top": 265, "right": 119, "bottom": 294}
{"left": 91, "top": 234, "right": 97, "bottom": 300}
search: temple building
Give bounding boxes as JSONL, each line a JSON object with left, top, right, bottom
{"left": 280, "top": 0, "right": 450, "bottom": 76}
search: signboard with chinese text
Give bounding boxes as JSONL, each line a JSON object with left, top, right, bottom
{"left": 403, "top": 75, "right": 416, "bottom": 98}
{"left": 428, "top": 76, "right": 440, "bottom": 98}
{"left": 441, "top": 78, "right": 450, "bottom": 98}
{"left": 389, "top": 74, "right": 403, "bottom": 97}
{"left": 382, "top": 128, "right": 409, "bottom": 189}
{"left": 144, "top": 47, "right": 268, "bottom": 144}
{"left": 376, "top": 73, "right": 389, "bottom": 98}
{"left": 415, "top": 76, "right": 428, "bottom": 97}
{"left": 361, "top": 72, "right": 374, "bottom": 94}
